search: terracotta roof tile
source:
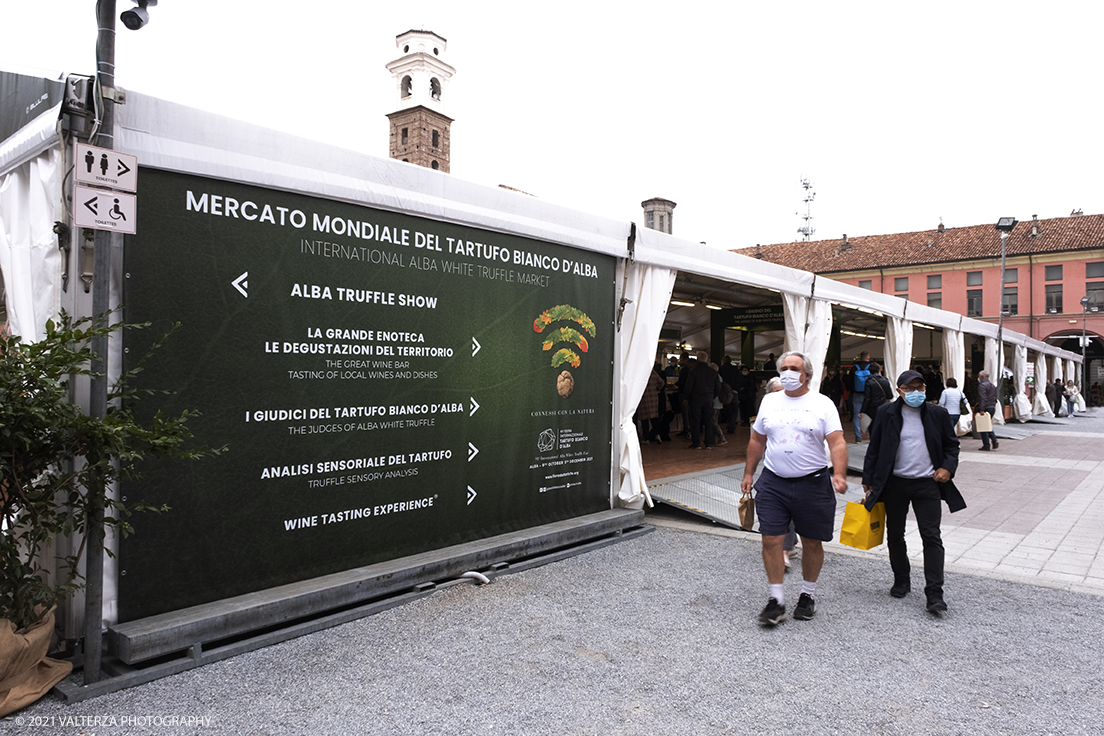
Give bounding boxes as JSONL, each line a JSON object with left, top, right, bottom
{"left": 735, "top": 214, "right": 1104, "bottom": 273}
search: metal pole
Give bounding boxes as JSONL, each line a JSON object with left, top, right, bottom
{"left": 84, "top": 0, "right": 117, "bottom": 686}
{"left": 996, "top": 231, "right": 1007, "bottom": 410}
{"left": 1084, "top": 300, "right": 1089, "bottom": 399}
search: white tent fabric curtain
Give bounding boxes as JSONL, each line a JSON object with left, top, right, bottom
{"left": 984, "top": 337, "right": 1004, "bottom": 424}
{"left": 803, "top": 298, "right": 833, "bottom": 394}
{"left": 1052, "top": 357, "right": 1066, "bottom": 416}
{"left": 0, "top": 146, "right": 62, "bottom": 342}
{"left": 616, "top": 260, "right": 676, "bottom": 509}
{"left": 1065, "top": 358, "right": 1080, "bottom": 413}
{"left": 780, "top": 293, "right": 832, "bottom": 392}
{"left": 1011, "top": 345, "right": 1032, "bottom": 421}
{"left": 884, "top": 316, "right": 913, "bottom": 387}
{"left": 1033, "top": 353, "right": 1053, "bottom": 417}
{"left": 1069, "top": 359, "right": 1087, "bottom": 410}
{"left": 941, "top": 329, "right": 970, "bottom": 433}
{"left": 941, "top": 328, "right": 966, "bottom": 391}
{"left": 781, "top": 292, "right": 807, "bottom": 356}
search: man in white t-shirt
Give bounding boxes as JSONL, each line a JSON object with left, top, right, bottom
{"left": 741, "top": 351, "right": 849, "bottom": 626}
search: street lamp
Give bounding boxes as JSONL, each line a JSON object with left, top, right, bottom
{"left": 83, "top": 0, "right": 159, "bottom": 687}
{"left": 994, "top": 218, "right": 1017, "bottom": 409}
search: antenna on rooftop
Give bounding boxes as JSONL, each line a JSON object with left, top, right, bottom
{"left": 796, "top": 178, "right": 816, "bottom": 241}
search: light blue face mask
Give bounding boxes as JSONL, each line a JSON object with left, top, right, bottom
{"left": 903, "top": 391, "right": 926, "bottom": 408}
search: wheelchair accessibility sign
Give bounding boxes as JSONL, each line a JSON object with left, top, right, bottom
{"left": 75, "top": 185, "right": 137, "bottom": 234}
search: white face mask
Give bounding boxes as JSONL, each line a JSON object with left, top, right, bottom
{"left": 779, "top": 370, "right": 803, "bottom": 391}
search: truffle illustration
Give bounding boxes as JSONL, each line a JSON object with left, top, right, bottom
{"left": 535, "top": 304, "right": 594, "bottom": 397}
{"left": 556, "top": 370, "right": 575, "bottom": 398}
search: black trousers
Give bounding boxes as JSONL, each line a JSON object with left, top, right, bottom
{"left": 883, "top": 475, "right": 944, "bottom": 598}
{"left": 688, "top": 400, "right": 714, "bottom": 447}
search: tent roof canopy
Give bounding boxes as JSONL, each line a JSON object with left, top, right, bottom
{"left": 0, "top": 72, "right": 1079, "bottom": 365}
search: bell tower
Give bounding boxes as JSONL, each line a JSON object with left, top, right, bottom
{"left": 385, "top": 30, "right": 455, "bottom": 173}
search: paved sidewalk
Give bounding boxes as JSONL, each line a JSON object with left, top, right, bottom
{"left": 833, "top": 410, "right": 1104, "bottom": 595}
{"left": 652, "top": 409, "right": 1104, "bottom": 596}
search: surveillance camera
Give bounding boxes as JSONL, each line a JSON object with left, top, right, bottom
{"left": 120, "top": 7, "right": 148, "bottom": 29}
{"left": 121, "top": 0, "right": 157, "bottom": 30}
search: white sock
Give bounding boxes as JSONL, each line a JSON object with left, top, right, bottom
{"left": 801, "top": 580, "right": 817, "bottom": 598}
{"left": 770, "top": 584, "right": 785, "bottom": 605}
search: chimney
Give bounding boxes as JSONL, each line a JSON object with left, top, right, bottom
{"left": 755, "top": 244, "right": 763, "bottom": 259}
{"left": 1031, "top": 214, "right": 1039, "bottom": 237}
{"left": 937, "top": 218, "right": 945, "bottom": 233}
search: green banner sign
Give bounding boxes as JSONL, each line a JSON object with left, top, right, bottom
{"left": 119, "top": 170, "right": 615, "bottom": 620}
{"left": 714, "top": 305, "right": 785, "bottom": 331}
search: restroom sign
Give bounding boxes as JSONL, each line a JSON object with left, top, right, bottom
{"left": 75, "top": 142, "right": 138, "bottom": 192}
{"left": 75, "top": 184, "right": 137, "bottom": 234}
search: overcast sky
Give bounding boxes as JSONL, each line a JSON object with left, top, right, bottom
{"left": 4, "top": 0, "right": 1101, "bottom": 249}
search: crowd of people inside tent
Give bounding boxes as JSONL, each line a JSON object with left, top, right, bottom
{"left": 635, "top": 348, "right": 1092, "bottom": 449}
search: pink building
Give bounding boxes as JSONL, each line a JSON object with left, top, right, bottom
{"left": 741, "top": 212, "right": 1104, "bottom": 399}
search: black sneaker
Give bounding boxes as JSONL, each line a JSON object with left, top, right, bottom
{"left": 758, "top": 597, "right": 786, "bottom": 626}
{"left": 890, "top": 581, "right": 911, "bottom": 598}
{"left": 793, "top": 593, "right": 816, "bottom": 620}
{"left": 992, "top": 440, "right": 1000, "bottom": 449}
{"left": 926, "top": 596, "right": 948, "bottom": 614}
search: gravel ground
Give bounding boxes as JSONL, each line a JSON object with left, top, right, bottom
{"left": 4, "top": 523, "right": 1103, "bottom": 736}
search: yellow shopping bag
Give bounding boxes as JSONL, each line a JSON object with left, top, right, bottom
{"left": 839, "top": 501, "right": 886, "bottom": 550}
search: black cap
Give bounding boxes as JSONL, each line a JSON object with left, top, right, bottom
{"left": 897, "top": 369, "right": 924, "bottom": 387}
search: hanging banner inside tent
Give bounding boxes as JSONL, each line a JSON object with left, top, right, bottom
{"left": 119, "top": 169, "right": 615, "bottom": 621}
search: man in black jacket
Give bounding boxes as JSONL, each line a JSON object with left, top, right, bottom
{"left": 684, "top": 351, "right": 722, "bottom": 449}
{"left": 976, "top": 370, "right": 999, "bottom": 451}
{"left": 862, "top": 370, "right": 965, "bottom": 614}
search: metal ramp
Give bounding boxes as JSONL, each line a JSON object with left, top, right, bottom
{"left": 648, "top": 464, "right": 751, "bottom": 531}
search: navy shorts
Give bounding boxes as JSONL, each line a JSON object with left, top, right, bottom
{"left": 754, "top": 466, "right": 837, "bottom": 541}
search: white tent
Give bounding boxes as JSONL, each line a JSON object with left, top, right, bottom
{"left": 1, "top": 73, "right": 1083, "bottom": 631}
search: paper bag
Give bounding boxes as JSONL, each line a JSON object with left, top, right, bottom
{"left": 974, "top": 411, "right": 993, "bottom": 433}
{"left": 859, "top": 413, "right": 873, "bottom": 433}
{"left": 738, "top": 495, "right": 755, "bottom": 530}
{"left": 839, "top": 501, "right": 886, "bottom": 550}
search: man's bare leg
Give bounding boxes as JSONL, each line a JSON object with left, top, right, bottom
{"left": 762, "top": 534, "right": 786, "bottom": 584}
{"left": 800, "top": 537, "right": 824, "bottom": 582}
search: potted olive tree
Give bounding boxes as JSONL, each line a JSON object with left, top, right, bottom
{"left": 0, "top": 314, "right": 218, "bottom": 715}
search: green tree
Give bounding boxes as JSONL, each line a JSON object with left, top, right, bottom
{"left": 0, "top": 313, "right": 221, "bottom": 630}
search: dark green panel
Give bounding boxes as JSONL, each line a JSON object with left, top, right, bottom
{"left": 0, "top": 70, "right": 64, "bottom": 141}
{"left": 119, "top": 169, "right": 615, "bottom": 621}
{"left": 715, "top": 305, "right": 785, "bottom": 332}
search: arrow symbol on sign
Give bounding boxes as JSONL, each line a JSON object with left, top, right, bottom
{"left": 116, "top": 159, "right": 131, "bottom": 177}
{"left": 84, "top": 196, "right": 98, "bottom": 215}
{"left": 468, "top": 443, "right": 479, "bottom": 462}
{"left": 467, "top": 486, "right": 477, "bottom": 505}
{"left": 472, "top": 337, "right": 481, "bottom": 357}
{"left": 469, "top": 397, "right": 480, "bottom": 417}
{"left": 231, "top": 272, "right": 249, "bottom": 298}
